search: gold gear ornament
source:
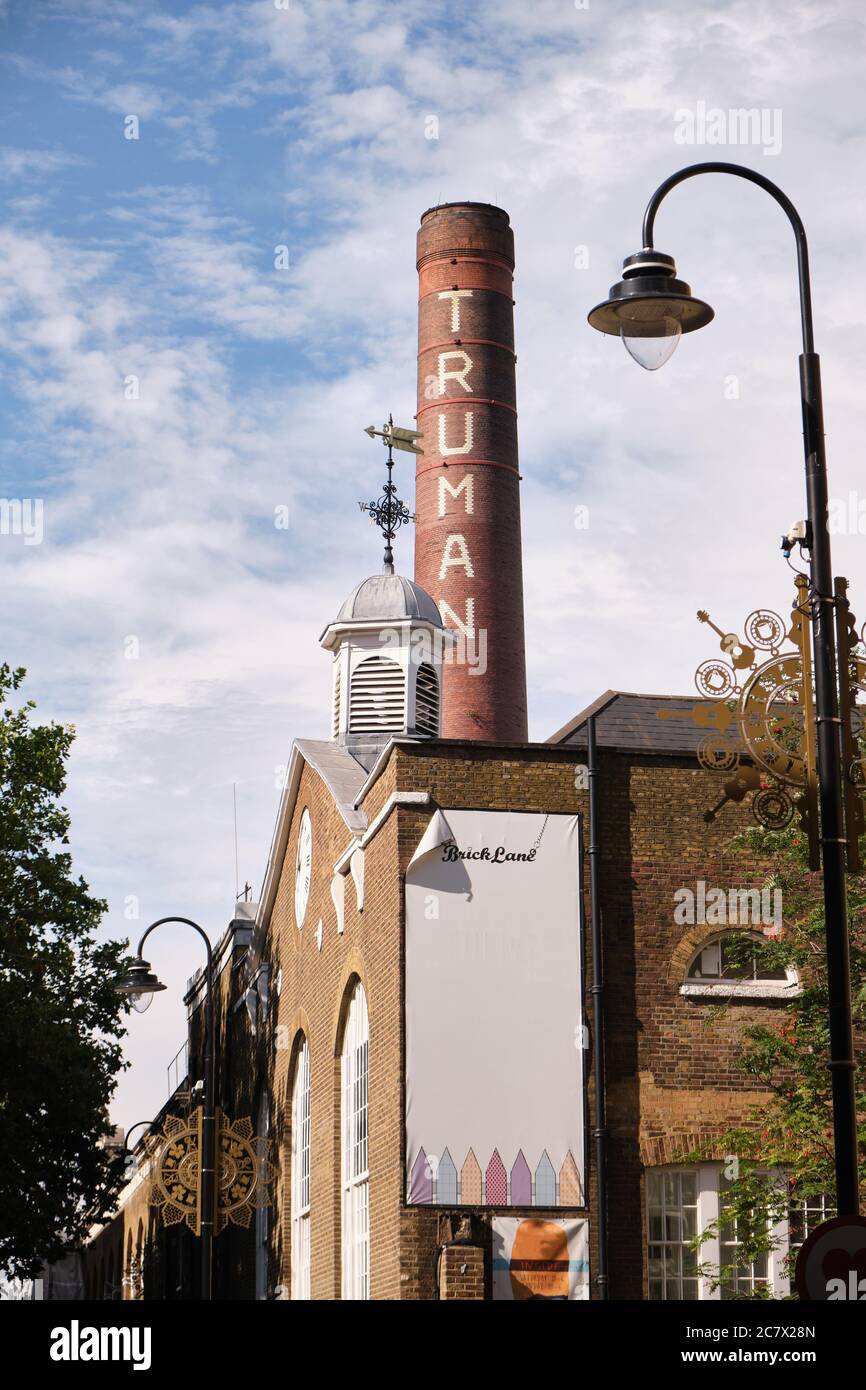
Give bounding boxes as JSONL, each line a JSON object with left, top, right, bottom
{"left": 149, "top": 1111, "right": 203, "bottom": 1233}
{"left": 148, "top": 1107, "right": 275, "bottom": 1236}
{"left": 215, "top": 1110, "right": 276, "bottom": 1234}
{"left": 663, "top": 575, "right": 865, "bottom": 871}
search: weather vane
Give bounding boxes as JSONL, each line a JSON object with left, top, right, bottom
{"left": 359, "top": 414, "right": 422, "bottom": 573}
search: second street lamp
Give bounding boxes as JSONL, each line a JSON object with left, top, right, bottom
{"left": 588, "top": 160, "right": 860, "bottom": 1218}
{"left": 116, "top": 916, "right": 216, "bottom": 1299}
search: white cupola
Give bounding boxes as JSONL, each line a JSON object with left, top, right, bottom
{"left": 320, "top": 570, "right": 450, "bottom": 758}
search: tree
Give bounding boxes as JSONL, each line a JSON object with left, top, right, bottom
{"left": 690, "top": 820, "right": 866, "bottom": 1297}
{"left": 0, "top": 665, "right": 127, "bottom": 1277}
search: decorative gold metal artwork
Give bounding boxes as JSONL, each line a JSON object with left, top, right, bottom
{"left": 214, "top": 1110, "right": 276, "bottom": 1234}
{"left": 148, "top": 1107, "right": 275, "bottom": 1235}
{"left": 660, "top": 575, "right": 866, "bottom": 871}
{"left": 149, "top": 1109, "right": 203, "bottom": 1234}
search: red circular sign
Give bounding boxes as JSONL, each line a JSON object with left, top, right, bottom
{"left": 795, "top": 1215, "right": 866, "bottom": 1300}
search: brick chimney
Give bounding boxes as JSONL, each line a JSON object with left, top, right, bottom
{"left": 414, "top": 202, "right": 528, "bottom": 742}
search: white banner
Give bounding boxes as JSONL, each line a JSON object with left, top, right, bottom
{"left": 405, "top": 809, "right": 584, "bottom": 1207}
{"left": 492, "top": 1217, "right": 590, "bottom": 1300}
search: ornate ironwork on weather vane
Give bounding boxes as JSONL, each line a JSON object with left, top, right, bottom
{"left": 360, "top": 414, "right": 422, "bottom": 573}
{"left": 660, "top": 575, "right": 866, "bottom": 871}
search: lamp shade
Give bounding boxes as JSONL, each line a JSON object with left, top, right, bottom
{"left": 588, "top": 250, "right": 714, "bottom": 369}
{"left": 115, "top": 957, "right": 167, "bottom": 1013}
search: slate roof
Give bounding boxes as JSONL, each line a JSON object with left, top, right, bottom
{"left": 294, "top": 739, "right": 368, "bottom": 833}
{"left": 547, "top": 689, "right": 726, "bottom": 756}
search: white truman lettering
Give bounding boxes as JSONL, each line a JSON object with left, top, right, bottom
{"left": 437, "top": 288, "right": 473, "bottom": 331}
{"left": 437, "top": 349, "right": 473, "bottom": 395}
{"left": 437, "top": 473, "right": 474, "bottom": 517}
{"left": 438, "top": 534, "right": 474, "bottom": 579}
{"left": 438, "top": 411, "right": 473, "bottom": 456}
{"left": 439, "top": 598, "right": 475, "bottom": 639}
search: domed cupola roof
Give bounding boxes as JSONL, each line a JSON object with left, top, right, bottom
{"left": 322, "top": 572, "right": 442, "bottom": 643}
{"left": 335, "top": 572, "right": 442, "bottom": 626}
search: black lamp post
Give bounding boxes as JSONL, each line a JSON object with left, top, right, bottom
{"left": 589, "top": 161, "right": 859, "bottom": 1218}
{"left": 116, "top": 917, "right": 216, "bottom": 1297}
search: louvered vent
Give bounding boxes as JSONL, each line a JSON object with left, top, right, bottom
{"left": 332, "top": 666, "right": 341, "bottom": 738}
{"left": 414, "top": 663, "right": 439, "bottom": 737}
{"left": 348, "top": 656, "right": 405, "bottom": 733}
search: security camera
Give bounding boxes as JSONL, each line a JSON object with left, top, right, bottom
{"left": 780, "top": 519, "right": 811, "bottom": 558}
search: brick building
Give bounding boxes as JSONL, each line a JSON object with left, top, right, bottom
{"left": 83, "top": 204, "right": 812, "bottom": 1302}
{"left": 87, "top": 680, "right": 804, "bottom": 1301}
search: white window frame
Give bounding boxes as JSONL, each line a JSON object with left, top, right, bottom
{"left": 341, "top": 983, "right": 370, "bottom": 1300}
{"left": 787, "top": 1189, "right": 835, "bottom": 1259}
{"left": 680, "top": 933, "right": 799, "bottom": 1001}
{"left": 291, "top": 1036, "right": 312, "bottom": 1301}
{"left": 647, "top": 1165, "right": 791, "bottom": 1300}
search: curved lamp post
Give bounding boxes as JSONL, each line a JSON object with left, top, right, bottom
{"left": 589, "top": 161, "right": 859, "bottom": 1218}
{"left": 116, "top": 917, "right": 216, "bottom": 1297}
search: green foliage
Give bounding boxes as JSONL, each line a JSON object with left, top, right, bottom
{"left": 688, "top": 820, "right": 866, "bottom": 1296}
{"left": 0, "top": 665, "right": 128, "bottom": 1277}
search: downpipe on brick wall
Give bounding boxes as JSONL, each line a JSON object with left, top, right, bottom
{"left": 588, "top": 716, "right": 609, "bottom": 1299}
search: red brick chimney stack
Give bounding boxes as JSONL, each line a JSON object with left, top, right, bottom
{"left": 414, "top": 202, "right": 528, "bottom": 742}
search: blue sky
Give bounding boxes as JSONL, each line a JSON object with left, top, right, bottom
{"left": 1, "top": 0, "right": 865, "bottom": 1127}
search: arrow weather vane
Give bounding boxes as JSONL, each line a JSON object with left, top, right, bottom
{"left": 359, "top": 414, "right": 422, "bottom": 574}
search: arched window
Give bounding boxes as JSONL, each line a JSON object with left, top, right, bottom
{"left": 414, "top": 663, "right": 440, "bottom": 737}
{"left": 348, "top": 656, "right": 405, "bottom": 734}
{"left": 254, "top": 1090, "right": 270, "bottom": 1300}
{"left": 682, "top": 933, "right": 797, "bottom": 999}
{"left": 125, "top": 1231, "right": 133, "bottom": 1300}
{"left": 291, "top": 1036, "right": 312, "bottom": 1300}
{"left": 341, "top": 982, "right": 370, "bottom": 1300}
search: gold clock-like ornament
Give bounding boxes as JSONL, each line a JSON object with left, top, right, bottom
{"left": 295, "top": 807, "right": 312, "bottom": 928}
{"left": 215, "top": 1112, "right": 276, "bottom": 1234}
{"left": 149, "top": 1112, "right": 203, "bottom": 1233}
{"left": 659, "top": 575, "right": 866, "bottom": 872}
{"left": 148, "top": 1108, "right": 275, "bottom": 1235}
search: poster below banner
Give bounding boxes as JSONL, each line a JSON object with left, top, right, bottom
{"left": 405, "top": 808, "right": 584, "bottom": 1207}
{"left": 492, "top": 1217, "right": 590, "bottom": 1300}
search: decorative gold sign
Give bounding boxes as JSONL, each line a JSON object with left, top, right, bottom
{"left": 215, "top": 1111, "right": 276, "bottom": 1234}
{"left": 149, "top": 1110, "right": 203, "bottom": 1233}
{"left": 148, "top": 1108, "right": 275, "bottom": 1235}
{"left": 660, "top": 575, "right": 865, "bottom": 871}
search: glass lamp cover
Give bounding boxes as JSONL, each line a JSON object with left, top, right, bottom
{"left": 620, "top": 313, "right": 682, "bottom": 371}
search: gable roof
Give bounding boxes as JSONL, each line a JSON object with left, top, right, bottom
{"left": 255, "top": 739, "right": 369, "bottom": 937}
{"left": 547, "top": 689, "right": 722, "bottom": 756}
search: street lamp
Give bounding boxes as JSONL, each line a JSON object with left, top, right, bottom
{"left": 589, "top": 161, "right": 859, "bottom": 1218}
{"left": 116, "top": 917, "right": 216, "bottom": 1298}
{"left": 588, "top": 248, "right": 713, "bottom": 369}
{"left": 114, "top": 958, "right": 165, "bottom": 1014}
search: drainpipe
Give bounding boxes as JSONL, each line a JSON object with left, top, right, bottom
{"left": 587, "top": 715, "right": 609, "bottom": 1299}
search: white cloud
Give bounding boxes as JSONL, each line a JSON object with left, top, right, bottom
{"left": 0, "top": 147, "right": 85, "bottom": 179}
